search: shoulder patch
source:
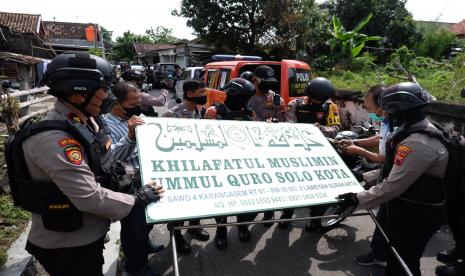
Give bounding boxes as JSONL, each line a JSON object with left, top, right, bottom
{"left": 58, "top": 138, "right": 81, "bottom": 148}
{"left": 63, "top": 145, "right": 83, "bottom": 165}
{"left": 394, "top": 145, "right": 412, "bottom": 166}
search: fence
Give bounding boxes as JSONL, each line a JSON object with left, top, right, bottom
{"left": 0, "top": 86, "right": 54, "bottom": 135}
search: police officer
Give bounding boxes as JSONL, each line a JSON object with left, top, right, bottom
{"left": 279, "top": 77, "right": 341, "bottom": 230}
{"left": 121, "top": 69, "right": 168, "bottom": 116}
{"left": 162, "top": 79, "right": 210, "bottom": 254}
{"left": 285, "top": 77, "right": 340, "bottom": 137}
{"left": 239, "top": 71, "right": 254, "bottom": 82}
{"left": 246, "top": 65, "right": 285, "bottom": 122}
{"left": 163, "top": 78, "right": 206, "bottom": 119}
{"left": 246, "top": 65, "right": 285, "bottom": 226}
{"left": 204, "top": 78, "right": 256, "bottom": 249}
{"left": 21, "top": 52, "right": 163, "bottom": 276}
{"left": 337, "top": 82, "right": 448, "bottom": 276}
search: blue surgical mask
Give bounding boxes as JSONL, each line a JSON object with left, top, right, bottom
{"left": 368, "top": 112, "right": 384, "bottom": 122}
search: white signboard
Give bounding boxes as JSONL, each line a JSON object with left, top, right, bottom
{"left": 136, "top": 118, "right": 364, "bottom": 223}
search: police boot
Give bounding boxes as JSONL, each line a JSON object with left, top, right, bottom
{"left": 436, "top": 264, "right": 465, "bottom": 276}
{"left": 438, "top": 248, "right": 460, "bottom": 264}
{"left": 174, "top": 230, "right": 191, "bottom": 255}
{"left": 215, "top": 226, "right": 228, "bottom": 250}
{"left": 237, "top": 225, "right": 251, "bottom": 243}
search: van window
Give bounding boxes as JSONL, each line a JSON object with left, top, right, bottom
{"left": 179, "top": 69, "right": 191, "bottom": 80}
{"left": 288, "top": 68, "right": 311, "bottom": 97}
{"left": 193, "top": 69, "right": 203, "bottom": 79}
{"left": 218, "top": 69, "right": 231, "bottom": 90}
{"left": 207, "top": 69, "right": 219, "bottom": 89}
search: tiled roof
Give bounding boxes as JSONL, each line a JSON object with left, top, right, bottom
{"left": 0, "top": 12, "right": 41, "bottom": 33}
{"left": 44, "top": 21, "right": 100, "bottom": 40}
{"left": 133, "top": 43, "right": 175, "bottom": 55}
{"left": 451, "top": 19, "right": 465, "bottom": 35}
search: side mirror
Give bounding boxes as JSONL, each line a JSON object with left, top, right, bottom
{"left": 461, "top": 88, "right": 465, "bottom": 98}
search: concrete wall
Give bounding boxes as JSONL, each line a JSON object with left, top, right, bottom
{"left": 335, "top": 90, "right": 465, "bottom": 134}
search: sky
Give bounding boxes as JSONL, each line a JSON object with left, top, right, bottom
{"left": 1, "top": 0, "right": 465, "bottom": 41}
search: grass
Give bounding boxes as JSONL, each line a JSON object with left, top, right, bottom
{"left": 317, "top": 69, "right": 465, "bottom": 104}
{"left": 0, "top": 194, "right": 30, "bottom": 268}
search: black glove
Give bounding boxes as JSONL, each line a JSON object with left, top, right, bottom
{"left": 133, "top": 185, "right": 161, "bottom": 206}
{"left": 336, "top": 193, "right": 359, "bottom": 209}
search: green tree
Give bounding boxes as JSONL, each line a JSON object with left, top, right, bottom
{"left": 173, "top": 0, "right": 273, "bottom": 54}
{"left": 88, "top": 47, "right": 104, "bottom": 57}
{"left": 113, "top": 31, "right": 152, "bottom": 62}
{"left": 328, "top": 13, "right": 382, "bottom": 63}
{"left": 146, "top": 26, "right": 178, "bottom": 44}
{"left": 328, "top": 0, "right": 421, "bottom": 49}
{"left": 263, "top": 0, "right": 327, "bottom": 59}
{"left": 415, "top": 24, "right": 456, "bottom": 60}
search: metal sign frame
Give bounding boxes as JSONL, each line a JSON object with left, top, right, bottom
{"left": 167, "top": 211, "right": 413, "bottom": 276}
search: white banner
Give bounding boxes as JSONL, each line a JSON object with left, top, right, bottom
{"left": 136, "top": 118, "right": 364, "bottom": 223}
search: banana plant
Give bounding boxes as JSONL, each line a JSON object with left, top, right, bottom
{"left": 328, "top": 13, "right": 382, "bottom": 60}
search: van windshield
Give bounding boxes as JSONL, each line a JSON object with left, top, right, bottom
{"left": 288, "top": 68, "right": 311, "bottom": 97}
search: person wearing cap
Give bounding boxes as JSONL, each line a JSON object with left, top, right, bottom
{"left": 246, "top": 65, "right": 285, "bottom": 122}
{"left": 337, "top": 82, "right": 448, "bottom": 276}
{"left": 245, "top": 65, "right": 285, "bottom": 226}
{"left": 279, "top": 77, "right": 341, "bottom": 231}
{"left": 203, "top": 78, "right": 256, "bottom": 249}
{"left": 19, "top": 52, "right": 164, "bottom": 276}
{"left": 162, "top": 79, "right": 211, "bottom": 254}
{"left": 121, "top": 69, "right": 168, "bottom": 116}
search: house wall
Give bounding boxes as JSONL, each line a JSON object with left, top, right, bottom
{"left": 0, "top": 26, "right": 54, "bottom": 59}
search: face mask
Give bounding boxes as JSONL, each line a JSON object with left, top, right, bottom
{"left": 99, "top": 91, "right": 117, "bottom": 115}
{"left": 258, "top": 80, "right": 276, "bottom": 94}
{"left": 187, "top": 95, "right": 207, "bottom": 106}
{"left": 368, "top": 112, "right": 384, "bottom": 122}
{"left": 124, "top": 105, "right": 142, "bottom": 117}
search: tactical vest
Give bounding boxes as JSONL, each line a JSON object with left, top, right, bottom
{"left": 295, "top": 99, "right": 330, "bottom": 125}
{"left": 383, "top": 125, "right": 446, "bottom": 208}
{"left": 5, "top": 115, "right": 122, "bottom": 232}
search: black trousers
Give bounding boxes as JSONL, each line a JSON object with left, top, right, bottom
{"left": 370, "top": 203, "right": 390, "bottom": 259}
{"left": 446, "top": 189, "right": 465, "bottom": 258}
{"left": 215, "top": 213, "right": 257, "bottom": 232}
{"left": 383, "top": 200, "right": 446, "bottom": 276}
{"left": 120, "top": 205, "right": 152, "bottom": 273}
{"left": 26, "top": 236, "right": 105, "bottom": 276}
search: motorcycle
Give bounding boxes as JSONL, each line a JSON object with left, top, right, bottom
{"left": 318, "top": 121, "right": 379, "bottom": 229}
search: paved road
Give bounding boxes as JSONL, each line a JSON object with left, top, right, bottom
{"left": 141, "top": 89, "right": 453, "bottom": 276}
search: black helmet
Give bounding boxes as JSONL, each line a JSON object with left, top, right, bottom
{"left": 380, "top": 82, "right": 431, "bottom": 114}
{"left": 305, "top": 77, "right": 335, "bottom": 101}
{"left": 224, "top": 78, "right": 255, "bottom": 111}
{"left": 43, "top": 52, "right": 114, "bottom": 97}
{"left": 121, "top": 69, "right": 146, "bottom": 82}
{"left": 239, "top": 71, "right": 254, "bottom": 82}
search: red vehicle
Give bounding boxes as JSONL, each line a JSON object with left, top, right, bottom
{"left": 202, "top": 55, "right": 311, "bottom": 107}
